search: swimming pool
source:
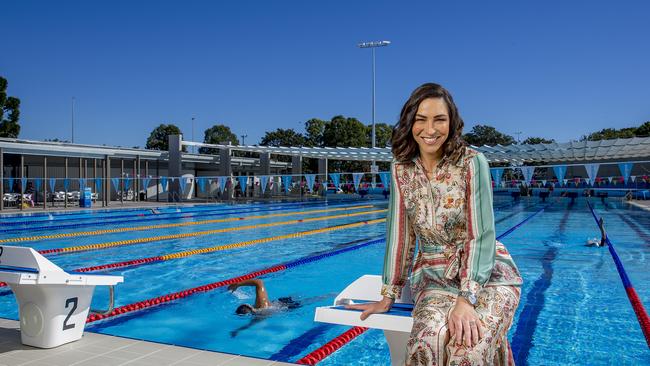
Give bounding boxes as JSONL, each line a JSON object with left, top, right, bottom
{"left": 0, "top": 197, "right": 648, "bottom": 365}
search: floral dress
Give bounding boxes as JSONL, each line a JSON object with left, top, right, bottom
{"left": 381, "top": 147, "right": 523, "bottom": 366}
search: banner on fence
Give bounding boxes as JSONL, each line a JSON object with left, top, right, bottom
{"left": 305, "top": 174, "right": 316, "bottom": 192}
{"left": 618, "top": 163, "right": 633, "bottom": 184}
{"left": 237, "top": 176, "right": 248, "bottom": 194}
{"left": 378, "top": 172, "right": 390, "bottom": 189}
{"left": 352, "top": 173, "right": 363, "bottom": 191}
{"left": 260, "top": 176, "right": 269, "bottom": 194}
{"left": 585, "top": 163, "right": 600, "bottom": 186}
{"left": 329, "top": 173, "right": 341, "bottom": 188}
{"left": 282, "top": 175, "right": 292, "bottom": 193}
{"left": 490, "top": 168, "right": 504, "bottom": 188}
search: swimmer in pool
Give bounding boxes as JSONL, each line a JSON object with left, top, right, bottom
{"left": 586, "top": 218, "right": 607, "bottom": 247}
{"left": 228, "top": 279, "right": 301, "bottom": 337}
{"left": 228, "top": 279, "right": 300, "bottom": 315}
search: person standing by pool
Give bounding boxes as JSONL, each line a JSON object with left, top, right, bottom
{"left": 347, "top": 83, "right": 523, "bottom": 365}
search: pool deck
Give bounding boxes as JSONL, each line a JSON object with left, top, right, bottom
{"left": 0, "top": 319, "right": 295, "bottom": 366}
{"left": 629, "top": 199, "right": 650, "bottom": 211}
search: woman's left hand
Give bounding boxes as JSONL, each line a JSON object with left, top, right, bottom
{"left": 448, "top": 297, "right": 484, "bottom": 348}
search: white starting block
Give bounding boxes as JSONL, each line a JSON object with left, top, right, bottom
{"left": 0, "top": 245, "right": 123, "bottom": 348}
{"left": 315, "top": 275, "right": 413, "bottom": 365}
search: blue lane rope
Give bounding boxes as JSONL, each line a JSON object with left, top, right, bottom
{"left": 496, "top": 205, "right": 547, "bottom": 240}
{"left": 586, "top": 200, "right": 650, "bottom": 348}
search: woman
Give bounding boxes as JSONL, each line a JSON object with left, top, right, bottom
{"left": 348, "top": 83, "right": 523, "bottom": 365}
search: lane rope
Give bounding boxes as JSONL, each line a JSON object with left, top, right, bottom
{"left": 586, "top": 200, "right": 650, "bottom": 348}
{"left": 0, "top": 204, "right": 375, "bottom": 244}
{"left": 296, "top": 327, "right": 368, "bottom": 365}
{"left": 74, "top": 218, "right": 385, "bottom": 273}
{"left": 34, "top": 209, "right": 385, "bottom": 255}
{"left": 496, "top": 205, "right": 547, "bottom": 240}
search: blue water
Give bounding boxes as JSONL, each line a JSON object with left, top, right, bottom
{"left": 0, "top": 197, "right": 648, "bottom": 365}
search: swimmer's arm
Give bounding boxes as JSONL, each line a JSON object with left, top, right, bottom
{"left": 228, "top": 279, "right": 270, "bottom": 308}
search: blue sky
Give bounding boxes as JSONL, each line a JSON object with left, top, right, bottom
{"left": 2, "top": 1, "right": 649, "bottom": 148}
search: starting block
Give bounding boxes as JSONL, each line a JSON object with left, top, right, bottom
{"left": 314, "top": 275, "right": 413, "bottom": 365}
{"left": 0, "top": 245, "right": 123, "bottom": 348}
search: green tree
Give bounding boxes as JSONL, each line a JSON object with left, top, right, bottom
{"left": 199, "top": 124, "right": 239, "bottom": 154}
{"left": 462, "top": 125, "right": 515, "bottom": 146}
{"left": 581, "top": 127, "right": 636, "bottom": 141}
{"left": 323, "top": 115, "right": 367, "bottom": 147}
{"left": 634, "top": 121, "right": 650, "bottom": 137}
{"left": 522, "top": 137, "right": 555, "bottom": 145}
{"left": 304, "top": 118, "right": 326, "bottom": 147}
{"left": 322, "top": 116, "right": 368, "bottom": 173}
{"left": 260, "top": 128, "right": 306, "bottom": 147}
{"left": 0, "top": 77, "right": 21, "bottom": 138}
{"left": 368, "top": 122, "right": 393, "bottom": 148}
{"left": 146, "top": 124, "right": 184, "bottom": 151}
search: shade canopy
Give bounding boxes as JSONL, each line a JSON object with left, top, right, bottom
{"left": 186, "top": 136, "right": 650, "bottom": 164}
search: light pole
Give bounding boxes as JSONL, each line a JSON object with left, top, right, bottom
{"left": 191, "top": 117, "right": 195, "bottom": 153}
{"left": 71, "top": 97, "right": 75, "bottom": 143}
{"left": 358, "top": 40, "right": 390, "bottom": 182}
{"left": 240, "top": 134, "right": 248, "bottom": 146}
{"left": 514, "top": 131, "right": 522, "bottom": 144}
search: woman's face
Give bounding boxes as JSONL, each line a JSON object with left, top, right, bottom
{"left": 411, "top": 97, "right": 450, "bottom": 161}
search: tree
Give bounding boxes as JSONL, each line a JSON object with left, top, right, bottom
{"left": 634, "top": 121, "right": 650, "bottom": 137}
{"left": 368, "top": 122, "right": 393, "bottom": 148}
{"left": 260, "top": 128, "right": 306, "bottom": 147}
{"left": 462, "top": 125, "right": 515, "bottom": 146}
{"left": 323, "top": 115, "right": 367, "bottom": 147}
{"left": 199, "top": 124, "right": 239, "bottom": 154}
{"left": 304, "top": 118, "right": 326, "bottom": 147}
{"left": 522, "top": 137, "right": 555, "bottom": 145}
{"left": 0, "top": 77, "right": 21, "bottom": 138}
{"left": 581, "top": 127, "right": 636, "bottom": 141}
{"left": 146, "top": 124, "right": 184, "bottom": 151}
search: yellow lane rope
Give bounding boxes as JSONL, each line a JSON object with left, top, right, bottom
{"left": 159, "top": 218, "right": 386, "bottom": 260}
{"left": 42, "top": 209, "right": 388, "bottom": 255}
{"left": 78, "top": 218, "right": 386, "bottom": 272}
{"left": 0, "top": 204, "right": 375, "bottom": 244}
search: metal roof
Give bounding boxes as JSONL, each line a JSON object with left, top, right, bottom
{"left": 189, "top": 136, "right": 650, "bottom": 164}
{"left": 476, "top": 136, "right": 650, "bottom": 164}
{"left": 3, "top": 136, "right": 649, "bottom": 166}
{"left": 0, "top": 138, "right": 291, "bottom": 167}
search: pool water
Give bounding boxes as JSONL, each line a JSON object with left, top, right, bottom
{"left": 0, "top": 197, "right": 648, "bottom": 365}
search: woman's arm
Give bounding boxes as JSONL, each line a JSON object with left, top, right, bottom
{"left": 459, "top": 153, "right": 496, "bottom": 297}
{"left": 381, "top": 162, "right": 417, "bottom": 300}
{"left": 448, "top": 153, "right": 495, "bottom": 348}
{"left": 347, "top": 163, "right": 416, "bottom": 320}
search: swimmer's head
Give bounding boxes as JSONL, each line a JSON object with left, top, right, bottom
{"left": 235, "top": 304, "right": 255, "bottom": 315}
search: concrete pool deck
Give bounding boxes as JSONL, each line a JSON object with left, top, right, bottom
{"left": 629, "top": 199, "right": 650, "bottom": 211}
{"left": 0, "top": 319, "right": 296, "bottom": 366}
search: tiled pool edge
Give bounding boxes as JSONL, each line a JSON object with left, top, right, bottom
{"left": 0, "top": 318, "right": 295, "bottom": 366}
{"left": 629, "top": 200, "right": 650, "bottom": 212}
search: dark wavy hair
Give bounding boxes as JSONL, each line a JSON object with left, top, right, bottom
{"left": 391, "top": 83, "right": 466, "bottom": 164}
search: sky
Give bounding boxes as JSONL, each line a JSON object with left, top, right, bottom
{"left": 2, "top": 0, "right": 649, "bottom": 148}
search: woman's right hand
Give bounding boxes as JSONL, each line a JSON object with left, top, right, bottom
{"left": 345, "top": 296, "right": 394, "bottom": 320}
